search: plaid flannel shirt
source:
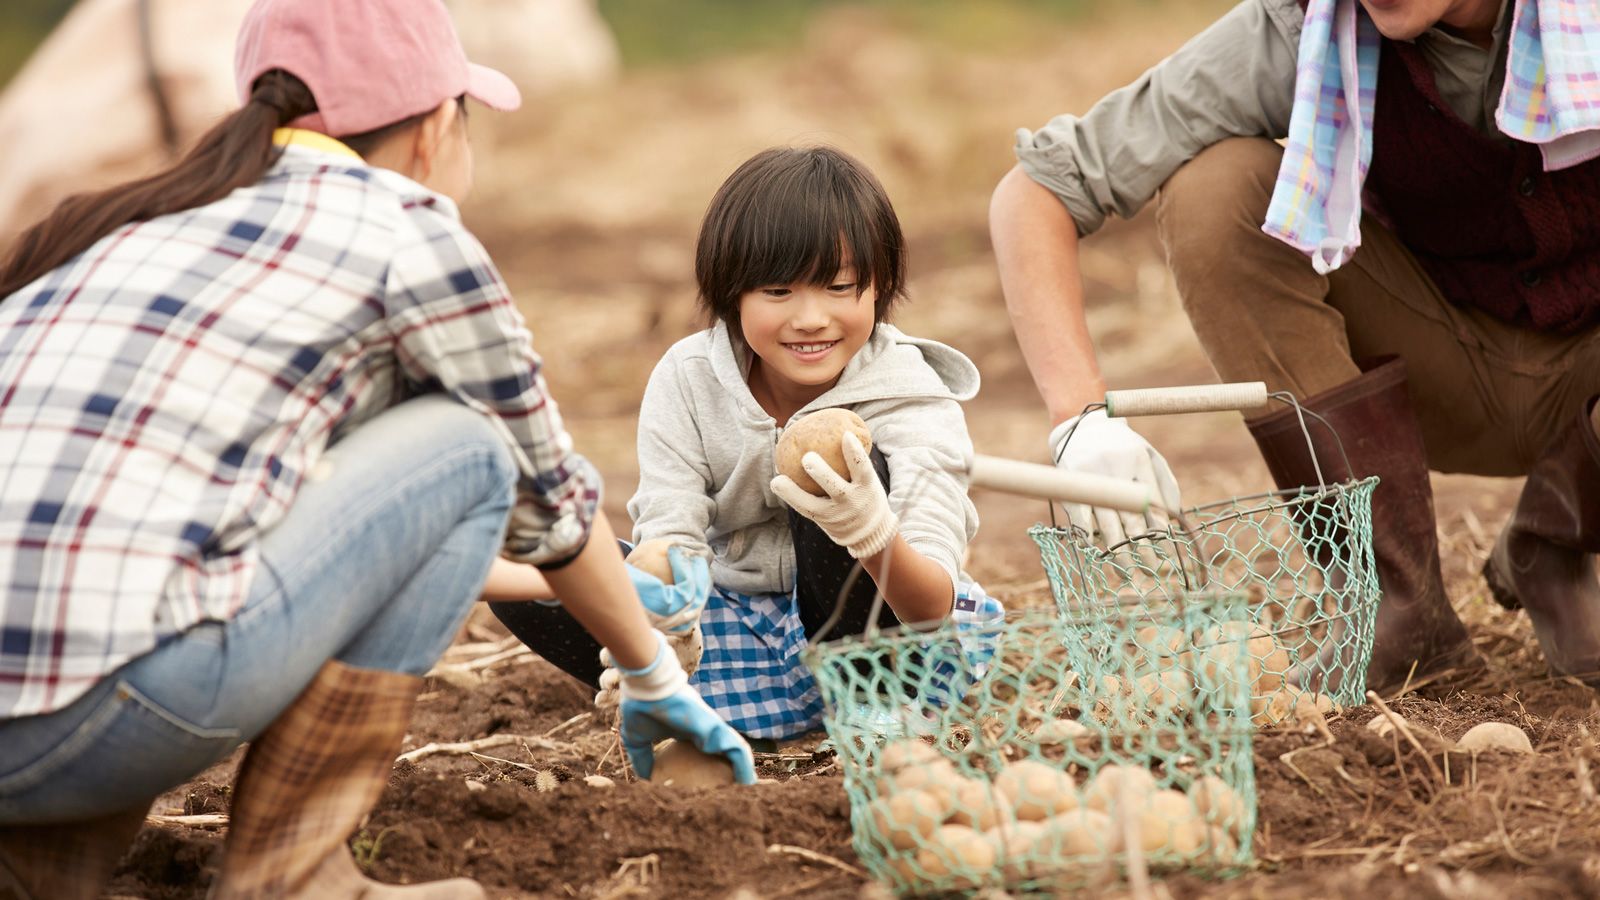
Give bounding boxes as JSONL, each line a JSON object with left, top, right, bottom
{"left": 0, "top": 137, "right": 599, "bottom": 717}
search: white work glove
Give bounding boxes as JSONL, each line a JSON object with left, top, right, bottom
{"left": 596, "top": 626, "right": 702, "bottom": 710}
{"left": 769, "top": 432, "right": 898, "bottom": 559}
{"left": 1049, "top": 409, "right": 1182, "bottom": 548}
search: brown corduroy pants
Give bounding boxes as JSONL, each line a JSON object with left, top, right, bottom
{"left": 1154, "top": 137, "right": 1600, "bottom": 475}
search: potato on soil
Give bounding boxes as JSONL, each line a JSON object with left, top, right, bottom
{"left": 915, "top": 825, "right": 997, "bottom": 888}
{"left": 1366, "top": 712, "right": 1402, "bottom": 738}
{"left": 775, "top": 408, "right": 872, "bottom": 495}
{"left": 1083, "top": 764, "right": 1157, "bottom": 814}
{"left": 1455, "top": 722, "right": 1534, "bottom": 754}
{"left": 869, "top": 790, "right": 944, "bottom": 850}
{"left": 625, "top": 538, "right": 677, "bottom": 583}
{"left": 650, "top": 739, "right": 735, "bottom": 787}
{"left": 1253, "top": 689, "right": 1333, "bottom": 728}
{"left": 994, "top": 759, "right": 1080, "bottom": 821}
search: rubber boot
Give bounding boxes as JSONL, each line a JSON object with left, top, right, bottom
{"left": 0, "top": 806, "right": 148, "bottom": 900}
{"left": 1247, "top": 357, "right": 1481, "bottom": 694}
{"left": 211, "top": 660, "right": 484, "bottom": 899}
{"left": 1483, "top": 397, "right": 1600, "bottom": 686}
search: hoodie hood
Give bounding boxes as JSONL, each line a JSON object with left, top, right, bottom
{"left": 706, "top": 322, "right": 979, "bottom": 423}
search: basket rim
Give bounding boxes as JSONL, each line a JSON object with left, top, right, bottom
{"left": 801, "top": 589, "right": 1259, "bottom": 658}
{"left": 1026, "top": 476, "right": 1379, "bottom": 553}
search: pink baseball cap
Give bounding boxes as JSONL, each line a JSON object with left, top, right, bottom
{"left": 234, "top": 0, "right": 521, "bottom": 138}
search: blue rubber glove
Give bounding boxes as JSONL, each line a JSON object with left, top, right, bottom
{"left": 626, "top": 545, "right": 711, "bottom": 634}
{"left": 617, "top": 632, "right": 756, "bottom": 785}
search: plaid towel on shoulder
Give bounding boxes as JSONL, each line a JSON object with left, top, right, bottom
{"left": 1263, "top": 0, "right": 1600, "bottom": 273}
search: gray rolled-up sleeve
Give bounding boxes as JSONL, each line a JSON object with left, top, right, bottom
{"left": 1014, "top": 0, "right": 1302, "bottom": 236}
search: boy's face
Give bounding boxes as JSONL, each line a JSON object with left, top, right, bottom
{"left": 739, "top": 265, "right": 876, "bottom": 403}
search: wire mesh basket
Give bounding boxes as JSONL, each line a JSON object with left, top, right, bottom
{"left": 1035, "top": 386, "right": 1382, "bottom": 724}
{"left": 805, "top": 598, "right": 1258, "bottom": 895}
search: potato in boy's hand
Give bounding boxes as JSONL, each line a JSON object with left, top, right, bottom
{"left": 775, "top": 408, "right": 873, "bottom": 495}
{"left": 625, "top": 539, "right": 676, "bottom": 583}
{"left": 770, "top": 428, "right": 898, "bottom": 560}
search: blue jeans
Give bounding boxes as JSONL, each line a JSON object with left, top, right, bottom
{"left": 0, "top": 396, "right": 515, "bottom": 824}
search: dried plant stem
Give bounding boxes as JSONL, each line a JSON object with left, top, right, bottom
{"left": 397, "top": 733, "right": 570, "bottom": 764}
{"left": 765, "top": 844, "right": 867, "bottom": 878}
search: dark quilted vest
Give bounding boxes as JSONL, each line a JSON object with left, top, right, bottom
{"left": 1363, "top": 39, "right": 1600, "bottom": 332}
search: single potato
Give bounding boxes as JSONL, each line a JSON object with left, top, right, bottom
{"left": 775, "top": 408, "right": 873, "bottom": 495}
{"left": 625, "top": 538, "right": 677, "bottom": 583}
{"left": 650, "top": 739, "right": 735, "bottom": 787}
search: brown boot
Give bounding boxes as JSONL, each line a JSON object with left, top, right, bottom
{"left": 1247, "top": 357, "right": 1481, "bottom": 694}
{"left": 1483, "top": 397, "right": 1600, "bottom": 685}
{"left": 0, "top": 806, "right": 148, "bottom": 900}
{"left": 212, "top": 660, "right": 484, "bottom": 899}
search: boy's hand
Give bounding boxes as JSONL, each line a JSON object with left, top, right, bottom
{"left": 617, "top": 632, "right": 756, "bottom": 784}
{"left": 595, "top": 546, "right": 710, "bottom": 709}
{"left": 770, "top": 432, "right": 898, "bottom": 559}
{"left": 627, "top": 545, "right": 711, "bottom": 634}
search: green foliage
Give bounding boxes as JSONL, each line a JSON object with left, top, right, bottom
{"left": 0, "top": 0, "right": 72, "bottom": 88}
{"left": 596, "top": 0, "right": 1106, "bottom": 68}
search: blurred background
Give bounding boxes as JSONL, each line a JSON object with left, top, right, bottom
{"left": 0, "top": 0, "right": 1518, "bottom": 590}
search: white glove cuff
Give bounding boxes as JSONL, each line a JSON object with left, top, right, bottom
{"left": 1048, "top": 409, "right": 1103, "bottom": 459}
{"left": 845, "top": 509, "right": 900, "bottom": 559}
{"left": 617, "top": 632, "right": 688, "bottom": 702}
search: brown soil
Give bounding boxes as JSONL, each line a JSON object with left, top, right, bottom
{"left": 96, "top": 3, "right": 1600, "bottom": 897}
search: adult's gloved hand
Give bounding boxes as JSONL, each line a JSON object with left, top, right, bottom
{"left": 617, "top": 632, "right": 756, "bottom": 784}
{"left": 595, "top": 626, "right": 701, "bottom": 709}
{"left": 1049, "top": 409, "right": 1182, "bottom": 548}
{"left": 769, "top": 432, "right": 898, "bottom": 559}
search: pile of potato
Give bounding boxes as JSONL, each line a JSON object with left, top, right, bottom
{"left": 868, "top": 740, "right": 1249, "bottom": 890}
{"left": 1100, "top": 621, "right": 1337, "bottom": 730}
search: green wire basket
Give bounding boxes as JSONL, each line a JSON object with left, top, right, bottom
{"left": 1035, "top": 385, "right": 1382, "bottom": 724}
{"left": 804, "top": 597, "right": 1259, "bottom": 895}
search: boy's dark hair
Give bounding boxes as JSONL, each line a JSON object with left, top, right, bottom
{"left": 694, "top": 146, "right": 906, "bottom": 340}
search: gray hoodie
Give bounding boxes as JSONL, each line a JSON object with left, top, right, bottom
{"left": 628, "top": 322, "right": 981, "bottom": 595}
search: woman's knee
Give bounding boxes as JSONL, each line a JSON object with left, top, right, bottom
{"left": 387, "top": 395, "right": 517, "bottom": 510}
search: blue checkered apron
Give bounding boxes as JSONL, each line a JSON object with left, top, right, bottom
{"left": 690, "top": 580, "right": 1004, "bottom": 740}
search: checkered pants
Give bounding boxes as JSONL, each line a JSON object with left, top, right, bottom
{"left": 690, "top": 580, "right": 1003, "bottom": 740}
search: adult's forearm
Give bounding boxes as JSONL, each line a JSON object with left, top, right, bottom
{"left": 539, "top": 515, "right": 658, "bottom": 670}
{"left": 989, "top": 165, "right": 1106, "bottom": 427}
{"left": 860, "top": 534, "right": 955, "bottom": 627}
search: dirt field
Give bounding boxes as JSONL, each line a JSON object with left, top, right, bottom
{"left": 104, "top": 4, "right": 1600, "bottom": 897}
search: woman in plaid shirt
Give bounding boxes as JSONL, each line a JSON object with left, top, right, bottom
{"left": 0, "top": 1, "right": 751, "bottom": 898}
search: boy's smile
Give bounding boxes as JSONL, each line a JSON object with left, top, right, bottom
{"left": 781, "top": 339, "right": 842, "bottom": 364}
